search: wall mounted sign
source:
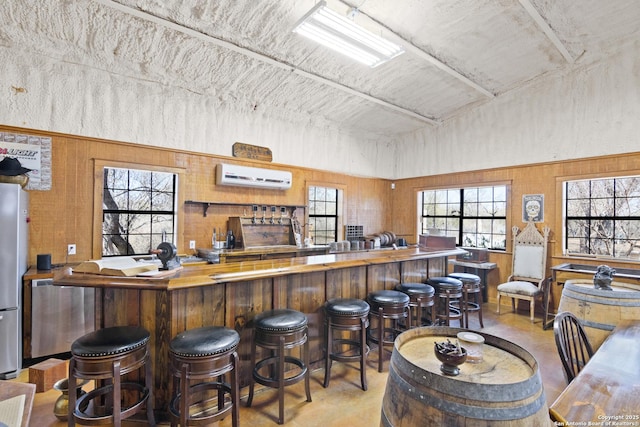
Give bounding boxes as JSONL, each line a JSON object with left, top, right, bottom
{"left": 0, "top": 132, "right": 52, "bottom": 190}
{"left": 232, "top": 142, "right": 272, "bottom": 162}
{"left": 523, "top": 194, "right": 544, "bottom": 223}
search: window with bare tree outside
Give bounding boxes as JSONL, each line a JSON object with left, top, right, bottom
{"left": 420, "top": 185, "right": 507, "bottom": 250}
{"left": 564, "top": 176, "right": 640, "bottom": 259}
{"left": 102, "top": 167, "right": 177, "bottom": 256}
{"left": 308, "top": 186, "right": 339, "bottom": 244}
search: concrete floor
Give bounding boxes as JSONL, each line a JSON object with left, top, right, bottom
{"left": 16, "top": 302, "right": 564, "bottom": 426}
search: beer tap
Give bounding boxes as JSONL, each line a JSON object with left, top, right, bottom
{"left": 252, "top": 205, "right": 258, "bottom": 224}
{"left": 261, "top": 206, "right": 267, "bottom": 224}
{"left": 270, "top": 206, "right": 276, "bottom": 224}
{"left": 278, "top": 206, "right": 286, "bottom": 224}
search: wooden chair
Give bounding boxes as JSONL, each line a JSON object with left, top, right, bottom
{"left": 496, "top": 222, "right": 551, "bottom": 323}
{"left": 553, "top": 311, "right": 594, "bottom": 384}
{"left": 0, "top": 380, "right": 36, "bottom": 427}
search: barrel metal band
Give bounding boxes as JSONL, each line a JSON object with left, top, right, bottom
{"left": 563, "top": 287, "right": 640, "bottom": 306}
{"left": 390, "top": 348, "right": 542, "bottom": 402}
{"left": 579, "top": 319, "right": 616, "bottom": 331}
{"left": 386, "top": 363, "right": 546, "bottom": 420}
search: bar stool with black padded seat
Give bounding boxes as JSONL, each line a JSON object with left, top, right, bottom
{"left": 367, "top": 290, "right": 410, "bottom": 372}
{"left": 323, "top": 298, "right": 370, "bottom": 391}
{"left": 427, "top": 277, "right": 464, "bottom": 327}
{"left": 448, "top": 272, "right": 484, "bottom": 328}
{"left": 68, "top": 325, "right": 155, "bottom": 427}
{"left": 246, "top": 308, "right": 312, "bottom": 425}
{"left": 168, "top": 326, "right": 240, "bottom": 427}
{"left": 394, "top": 282, "right": 436, "bottom": 328}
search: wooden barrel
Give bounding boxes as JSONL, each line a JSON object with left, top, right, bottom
{"left": 381, "top": 326, "right": 552, "bottom": 427}
{"left": 558, "top": 279, "right": 640, "bottom": 351}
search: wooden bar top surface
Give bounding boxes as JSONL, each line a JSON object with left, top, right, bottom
{"left": 549, "top": 319, "right": 640, "bottom": 424}
{"left": 53, "top": 246, "right": 466, "bottom": 290}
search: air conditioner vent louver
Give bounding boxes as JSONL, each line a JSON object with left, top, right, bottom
{"left": 216, "top": 163, "right": 292, "bottom": 190}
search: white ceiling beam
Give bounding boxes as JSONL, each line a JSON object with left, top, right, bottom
{"left": 338, "top": 0, "right": 495, "bottom": 98}
{"left": 518, "top": 0, "right": 575, "bottom": 63}
{"left": 94, "top": 0, "right": 440, "bottom": 125}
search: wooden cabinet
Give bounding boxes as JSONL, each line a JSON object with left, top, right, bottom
{"left": 228, "top": 216, "right": 295, "bottom": 248}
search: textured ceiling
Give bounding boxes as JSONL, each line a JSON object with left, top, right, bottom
{"left": 1, "top": 0, "right": 639, "bottom": 138}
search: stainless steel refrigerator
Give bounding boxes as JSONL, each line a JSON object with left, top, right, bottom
{"left": 0, "top": 182, "right": 28, "bottom": 379}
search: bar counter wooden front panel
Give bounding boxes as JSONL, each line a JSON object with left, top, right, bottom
{"left": 74, "top": 249, "right": 462, "bottom": 418}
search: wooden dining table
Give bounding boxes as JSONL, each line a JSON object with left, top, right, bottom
{"left": 549, "top": 319, "right": 640, "bottom": 424}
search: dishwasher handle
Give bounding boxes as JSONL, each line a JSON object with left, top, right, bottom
{"left": 32, "top": 279, "right": 54, "bottom": 287}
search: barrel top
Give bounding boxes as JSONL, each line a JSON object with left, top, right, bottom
{"left": 564, "top": 279, "right": 640, "bottom": 295}
{"left": 395, "top": 328, "right": 535, "bottom": 385}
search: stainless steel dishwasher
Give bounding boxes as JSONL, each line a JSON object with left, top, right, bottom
{"left": 30, "top": 279, "right": 95, "bottom": 358}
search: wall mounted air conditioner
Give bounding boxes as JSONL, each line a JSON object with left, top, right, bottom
{"left": 216, "top": 163, "right": 292, "bottom": 190}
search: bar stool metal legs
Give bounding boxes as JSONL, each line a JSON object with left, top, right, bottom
{"left": 68, "top": 325, "right": 155, "bottom": 427}
{"left": 323, "top": 298, "right": 370, "bottom": 391}
{"left": 247, "top": 309, "right": 312, "bottom": 425}
{"left": 169, "top": 326, "right": 240, "bottom": 427}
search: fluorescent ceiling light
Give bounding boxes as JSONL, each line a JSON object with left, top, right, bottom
{"left": 293, "top": 1, "right": 404, "bottom": 68}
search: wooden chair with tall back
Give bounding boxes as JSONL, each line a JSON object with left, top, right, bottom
{"left": 553, "top": 311, "right": 594, "bottom": 384}
{"left": 496, "top": 222, "right": 551, "bottom": 323}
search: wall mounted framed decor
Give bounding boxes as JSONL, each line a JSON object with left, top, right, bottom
{"left": 0, "top": 132, "right": 52, "bottom": 190}
{"left": 522, "top": 194, "right": 544, "bottom": 223}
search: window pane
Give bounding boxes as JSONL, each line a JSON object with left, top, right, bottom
{"left": 478, "top": 187, "right": 493, "bottom": 202}
{"left": 566, "top": 237, "right": 588, "bottom": 254}
{"left": 564, "top": 176, "right": 640, "bottom": 259}
{"left": 567, "top": 199, "right": 589, "bottom": 216}
{"left": 420, "top": 185, "right": 506, "bottom": 250}
{"left": 590, "top": 198, "right": 614, "bottom": 217}
{"left": 591, "top": 179, "right": 614, "bottom": 198}
{"left": 493, "top": 219, "right": 506, "bottom": 235}
{"left": 462, "top": 219, "right": 477, "bottom": 233}
{"left": 152, "top": 191, "right": 173, "bottom": 211}
{"left": 494, "top": 201, "right": 506, "bottom": 217}
{"left": 152, "top": 172, "right": 173, "bottom": 192}
{"left": 308, "top": 186, "right": 339, "bottom": 243}
{"left": 102, "top": 167, "right": 176, "bottom": 256}
{"left": 463, "top": 201, "right": 478, "bottom": 216}
{"left": 566, "top": 181, "right": 589, "bottom": 199}
{"left": 464, "top": 189, "right": 478, "bottom": 203}
{"left": 478, "top": 202, "right": 494, "bottom": 216}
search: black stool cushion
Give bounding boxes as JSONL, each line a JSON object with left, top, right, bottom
{"left": 368, "top": 290, "right": 410, "bottom": 305}
{"left": 71, "top": 326, "right": 150, "bottom": 357}
{"left": 325, "top": 298, "right": 370, "bottom": 317}
{"left": 396, "top": 283, "right": 435, "bottom": 297}
{"left": 170, "top": 326, "right": 240, "bottom": 357}
{"left": 254, "top": 309, "right": 307, "bottom": 332}
{"left": 448, "top": 272, "right": 481, "bottom": 284}
{"left": 427, "top": 276, "right": 463, "bottom": 291}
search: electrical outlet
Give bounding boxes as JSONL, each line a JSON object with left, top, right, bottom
{"left": 189, "top": 240, "right": 196, "bottom": 249}
{"left": 67, "top": 244, "right": 76, "bottom": 255}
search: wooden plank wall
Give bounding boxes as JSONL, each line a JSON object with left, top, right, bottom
{"left": 391, "top": 152, "right": 640, "bottom": 308}
{"left": 5, "top": 124, "right": 640, "bottom": 311}
{"left": 1, "top": 125, "right": 391, "bottom": 266}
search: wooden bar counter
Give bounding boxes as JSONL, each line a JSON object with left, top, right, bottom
{"left": 53, "top": 247, "right": 464, "bottom": 418}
